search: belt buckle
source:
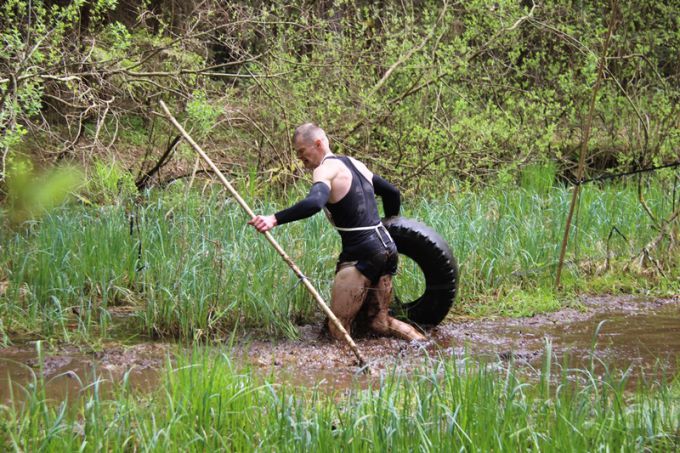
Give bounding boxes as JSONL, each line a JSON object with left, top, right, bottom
{"left": 376, "top": 224, "right": 393, "bottom": 248}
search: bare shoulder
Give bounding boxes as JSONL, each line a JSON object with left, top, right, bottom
{"left": 312, "top": 159, "right": 339, "bottom": 186}
{"left": 347, "top": 156, "right": 374, "bottom": 181}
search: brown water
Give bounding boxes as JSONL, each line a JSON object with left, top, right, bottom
{"left": 1, "top": 295, "right": 678, "bottom": 402}
{"left": 238, "top": 295, "right": 680, "bottom": 388}
{"left": 0, "top": 342, "right": 168, "bottom": 404}
{"left": 434, "top": 296, "right": 680, "bottom": 380}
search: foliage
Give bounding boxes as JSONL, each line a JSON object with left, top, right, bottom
{"left": 82, "top": 159, "right": 137, "bottom": 205}
{"left": 0, "top": 0, "right": 214, "bottom": 192}
{"left": 186, "top": 91, "right": 223, "bottom": 140}
{"left": 1, "top": 347, "right": 680, "bottom": 451}
{"left": 520, "top": 162, "right": 557, "bottom": 195}
{"left": 224, "top": 0, "right": 679, "bottom": 190}
{"left": 3, "top": 157, "right": 83, "bottom": 225}
{"left": 0, "top": 0, "right": 115, "bottom": 184}
{"left": 1, "top": 0, "right": 678, "bottom": 194}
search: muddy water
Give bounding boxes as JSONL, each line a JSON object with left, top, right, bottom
{"left": 1, "top": 295, "right": 679, "bottom": 402}
{"left": 0, "top": 342, "right": 168, "bottom": 404}
{"left": 239, "top": 295, "right": 680, "bottom": 388}
{"left": 435, "top": 296, "right": 680, "bottom": 377}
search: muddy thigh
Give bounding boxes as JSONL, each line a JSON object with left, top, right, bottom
{"left": 329, "top": 265, "right": 370, "bottom": 340}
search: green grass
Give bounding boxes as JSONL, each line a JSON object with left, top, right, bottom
{"left": 404, "top": 176, "right": 679, "bottom": 314}
{"left": 0, "top": 174, "right": 677, "bottom": 341}
{"left": 1, "top": 345, "right": 679, "bottom": 451}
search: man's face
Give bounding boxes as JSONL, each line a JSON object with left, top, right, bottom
{"left": 295, "top": 138, "right": 321, "bottom": 170}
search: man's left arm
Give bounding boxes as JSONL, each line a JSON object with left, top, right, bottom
{"left": 372, "top": 174, "right": 400, "bottom": 218}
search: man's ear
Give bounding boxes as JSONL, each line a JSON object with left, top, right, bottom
{"left": 314, "top": 138, "right": 322, "bottom": 149}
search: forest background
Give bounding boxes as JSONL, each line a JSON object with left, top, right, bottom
{"left": 1, "top": 0, "right": 677, "bottom": 199}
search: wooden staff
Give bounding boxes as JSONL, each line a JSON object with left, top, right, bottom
{"left": 159, "top": 100, "right": 369, "bottom": 370}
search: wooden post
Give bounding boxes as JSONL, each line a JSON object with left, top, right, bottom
{"left": 555, "top": 1, "right": 619, "bottom": 288}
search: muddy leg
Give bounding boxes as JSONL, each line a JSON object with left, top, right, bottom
{"left": 329, "top": 265, "right": 370, "bottom": 341}
{"left": 369, "top": 275, "right": 426, "bottom": 341}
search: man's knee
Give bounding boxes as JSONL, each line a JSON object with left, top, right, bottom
{"left": 369, "top": 314, "right": 390, "bottom": 335}
{"left": 328, "top": 265, "right": 370, "bottom": 341}
{"left": 331, "top": 266, "right": 368, "bottom": 310}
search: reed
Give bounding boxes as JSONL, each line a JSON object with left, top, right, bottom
{"left": 0, "top": 174, "right": 676, "bottom": 340}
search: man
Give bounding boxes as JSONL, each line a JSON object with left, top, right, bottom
{"left": 249, "top": 123, "right": 425, "bottom": 342}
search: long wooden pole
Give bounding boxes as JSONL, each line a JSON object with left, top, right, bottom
{"left": 159, "top": 100, "right": 369, "bottom": 370}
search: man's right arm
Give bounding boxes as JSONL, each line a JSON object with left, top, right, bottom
{"left": 274, "top": 182, "right": 331, "bottom": 225}
{"left": 372, "top": 174, "right": 400, "bottom": 217}
{"left": 249, "top": 162, "right": 335, "bottom": 233}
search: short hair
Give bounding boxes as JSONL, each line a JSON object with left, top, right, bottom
{"left": 293, "top": 123, "right": 326, "bottom": 146}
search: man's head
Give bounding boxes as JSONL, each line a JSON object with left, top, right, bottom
{"left": 293, "top": 123, "right": 330, "bottom": 169}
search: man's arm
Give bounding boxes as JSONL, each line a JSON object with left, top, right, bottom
{"left": 274, "top": 182, "right": 330, "bottom": 225}
{"left": 249, "top": 183, "right": 330, "bottom": 232}
{"left": 249, "top": 163, "right": 334, "bottom": 233}
{"left": 372, "top": 174, "right": 400, "bottom": 218}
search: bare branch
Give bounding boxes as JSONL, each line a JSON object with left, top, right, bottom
{"left": 369, "top": 1, "right": 448, "bottom": 96}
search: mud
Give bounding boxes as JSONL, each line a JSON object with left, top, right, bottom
{"left": 238, "top": 295, "right": 680, "bottom": 389}
{"left": 434, "top": 295, "right": 680, "bottom": 375}
{"left": 1, "top": 294, "right": 679, "bottom": 402}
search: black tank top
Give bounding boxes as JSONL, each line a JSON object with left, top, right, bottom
{"left": 325, "top": 156, "right": 382, "bottom": 250}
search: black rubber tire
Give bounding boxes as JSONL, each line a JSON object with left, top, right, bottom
{"left": 383, "top": 216, "right": 458, "bottom": 326}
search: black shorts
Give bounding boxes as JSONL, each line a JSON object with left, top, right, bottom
{"left": 336, "top": 230, "right": 398, "bottom": 283}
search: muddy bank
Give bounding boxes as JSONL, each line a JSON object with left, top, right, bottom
{"left": 238, "top": 295, "right": 680, "bottom": 388}
{"left": 435, "top": 295, "right": 680, "bottom": 370}
{"left": 1, "top": 294, "right": 679, "bottom": 402}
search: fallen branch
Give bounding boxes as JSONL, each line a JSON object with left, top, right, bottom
{"left": 626, "top": 206, "right": 680, "bottom": 275}
{"left": 136, "top": 135, "right": 181, "bottom": 190}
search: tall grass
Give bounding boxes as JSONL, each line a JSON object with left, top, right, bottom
{"left": 407, "top": 172, "right": 677, "bottom": 311}
{"left": 0, "top": 173, "right": 677, "bottom": 340}
{"left": 1, "top": 347, "right": 679, "bottom": 451}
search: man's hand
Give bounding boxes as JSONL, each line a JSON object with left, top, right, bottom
{"left": 248, "top": 214, "right": 277, "bottom": 233}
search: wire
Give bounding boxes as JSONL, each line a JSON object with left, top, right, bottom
{"left": 574, "top": 159, "right": 680, "bottom": 186}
